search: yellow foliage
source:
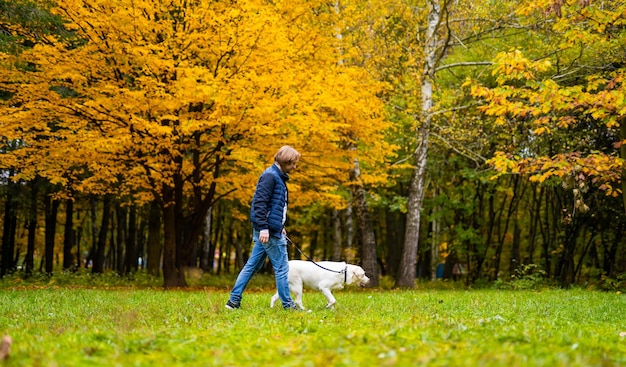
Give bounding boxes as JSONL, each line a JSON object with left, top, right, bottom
{"left": 492, "top": 50, "right": 552, "bottom": 85}
{"left": 467, "top": 0, "right": 626, "bottom": 200}
{"left": 1, "top": 0, "right": 392, "bottom": 210}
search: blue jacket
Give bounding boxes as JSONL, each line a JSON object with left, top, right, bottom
{"left": 250, "top": 164, "right": 289, "bottom": 238}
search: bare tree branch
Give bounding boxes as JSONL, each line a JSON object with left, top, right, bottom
{"left": 436, "top": 61, "right": 493, "bottom": 72}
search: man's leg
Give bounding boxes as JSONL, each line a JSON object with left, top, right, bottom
{"left": 265, "top": 235, "right": 295, "bottom": 309}
{"left": 227, "top": 231, "right": 267, "bottom": 307}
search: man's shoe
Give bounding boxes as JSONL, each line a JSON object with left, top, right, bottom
{"left": 225, "top": 300, "right": 240, "bottom": 309}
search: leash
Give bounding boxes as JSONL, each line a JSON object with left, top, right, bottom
{"left": 285, "top": 234, "right": 348, "bottom": 283}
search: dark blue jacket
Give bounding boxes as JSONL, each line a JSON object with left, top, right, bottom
{"left": 250, "top": 164, "right": 289, "bottom": 238}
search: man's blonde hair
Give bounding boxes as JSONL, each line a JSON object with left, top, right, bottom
{"left": 274, "top": 146, "right": 301, "bottom": 165}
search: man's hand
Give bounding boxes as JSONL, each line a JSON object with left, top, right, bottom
{"left": 259, "top": 229, "right": 269, "bottom": 244}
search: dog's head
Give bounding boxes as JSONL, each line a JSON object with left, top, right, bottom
{"left": 347, "top": 265, "right": 370, "bottom": 287}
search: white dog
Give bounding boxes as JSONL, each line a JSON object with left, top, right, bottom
{"left": 270, "top": 260, "right": 370, "bottom": 310}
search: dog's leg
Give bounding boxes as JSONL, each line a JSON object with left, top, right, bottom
{"left": 289, "top": 277, "right": 305, "bottom": 309}
{"left": 294, "top": 293, "right": 305, "bottom": 310}
{"left": 270, "top": 292, "right": 279, "bottom": 308}
{"left": 292, "top": 285, "right": 305, "bottom": 310}
{"left": 320, "top": 288, "right": 336, "bottom": 309}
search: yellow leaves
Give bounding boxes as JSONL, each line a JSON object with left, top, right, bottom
{"left": 599, "top": 183, "right": 622, "bottom": 198}
{"left": 472, "top": 56, "right": 625, "bottom": 143}
{"left": 515, "top": 0, "right": 553, "bottom": 16}
{"left": 551, "top": 115, "right": 570, "bottom": 129}
{"left": 0, "top": 0, "right": 391, "bottom": 209}
{"left": 494, "top": 117, "right": 507, "bottom": 126}
{"left": 523, "top": 153, "right": 622, "bottom": 193}
{"left": 466, "top": 2, "right": 626, "bottom": 208}
{"left": 228, "top": 8, "right": 241, "bottom": 19}
{"left": 481, "top": 102, "right": 508, "bottom": 118}
{"left": 492, "top": 50, "right": 551, "bottom": 85}
{"left": 486, "top": 152, "right": 521, "bottom": 180}
{"left": 486, "top": 148, "right": 623, "bottom": 198}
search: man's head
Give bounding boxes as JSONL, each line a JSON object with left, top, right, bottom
{"left": 274, "top": 146, "right": 301, "bottom": 174}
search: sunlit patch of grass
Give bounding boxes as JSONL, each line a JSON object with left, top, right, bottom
{"left": 0, "top": 281, "right": 625, "bottom": 366}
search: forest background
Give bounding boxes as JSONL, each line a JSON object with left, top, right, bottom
{"left": 0, "top": 0, "right": 625, "bottom": 291}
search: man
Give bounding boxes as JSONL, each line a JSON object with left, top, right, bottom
{"left": 226, "top": 146, "right": 301, "bottom": 310}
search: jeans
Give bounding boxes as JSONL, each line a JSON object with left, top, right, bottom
{"left": 228, "top": 230, "right": 295, "bottom": 309}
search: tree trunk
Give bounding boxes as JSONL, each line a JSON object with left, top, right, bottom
{"left": 85, "top": 196, "right": 98, "bottom": 269}
{"left": 25, "top": 177, "right": 39, "bottom": 276}
{"left": 162, "top": 183, "right": 187, "bottom": 288}
{"left": 350, "top": 158, "right": 379, "bottom": 287}
{"left": 44, "top": 194, "right": 60, "bottom": 275}
{"left": 345, "top": 205, "right": 354, "bottom": 263}
{"left": 619, "top": 117, "right": 626, "bottom": 211}
{"left": 510, "top": 222, "right": 521, "bottom": 275}
{"left": 107, "top": 222, "right": 116, "bottom": 270}
{"left": 200, "top": 206, "right": 213, "bottom": 272}
{"left": 115, "top": 203, "right": 126, "bottom": 274}
{"left": 63, "top": 198, "right": 75, "bottom": 271}
{"left": 309, "top": 230, "right": 318, "bottom": 261}
{"left": 559, "top": 215, "right": 580, "bottom": 288}
{"left": 215, "top": 207, "right": 227, "bottom": 273}
{"left": 527, "top": 184, "right": 543, "bottom": 265}
{"left": 465, "top": 185, "right": 485, "bottom": 283}
{"left": 76, "top": 209, "right": 82, "bottom": 269}
{"left": 430, "top": 204, "right": 440, "bottom": 281}
{"left": 332, "top": 209, "right": 342, "bottom": 261}
{"left": 92, "top": 195, "right": 111, "bottom": 274}
{"left": 396, "top": 0, "right": 441, "bottom": 288}
{"left": 1, "top": 172, "right": 18, "bottom": 278}
{"left": 384, "top": 207, "right": 404, "bottom": 278}
{"left": 602, "top": 221, "right": 622, "bottom": 277}
{"left": 146, "top": 200, "right": 162, "bottom": 276}
{"left": 541, "top": 188, "right": 554, "bottom": 278}
{"left": 136, "top": 210, "right": 146, "bottom": 270}
{"left": 494, "top": 176, "right": 521, "bottom": 280}
{"left": 124, "top": 205, "right": 138, "bottom": 274}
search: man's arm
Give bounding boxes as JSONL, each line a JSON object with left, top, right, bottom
{"left": 252, "top": 173, "right": 274, "bottom": 243}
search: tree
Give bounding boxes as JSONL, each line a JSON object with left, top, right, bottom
{"left": 0, "top": 0, "right": 71, "bottom": 278}
{"left": 396, "top": 0, "right": 449, "bottom": 288}
{"left": 472, "top": 0, "right": 625, "bottom": 207}
{"left": 469, "top": 0, "right": 626, "bottom": 286}
{"left": 0, "top": 0, "right": 390, "bottom": 285}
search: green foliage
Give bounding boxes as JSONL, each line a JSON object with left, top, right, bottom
{"left": 584, "top": 272, "right": 626, "bottom": 293}
{"left": 598, "top": 274, "right": 626, "bottom": 293}
{"left": 493, "top": 264, "right": 551, "bottom": 291}
{"left": 0, "top": 268, "right": 267, "bottom": 290}
{"left": 0, "top": 0, "right": 70, "bottom": 53}
{"left": 0, "top": 268, "right": 161, "bottom": 288}
{"left": 1, "top": 283, "right": 625, "bottom": 366}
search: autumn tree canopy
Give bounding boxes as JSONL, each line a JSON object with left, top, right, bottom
{"left": 0, "top": 0, "right": 392, "bottom": 286}
{"left": 4, "top": 0, "right": 391, "bottom": 199}
{"left": 469, "top": 0, "right": 625, "bottom": 209}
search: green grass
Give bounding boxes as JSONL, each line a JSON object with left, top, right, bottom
{"left": 0, "top": 275, "right": 625, "bottom": 366}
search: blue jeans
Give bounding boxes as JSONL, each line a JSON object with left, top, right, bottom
{"left": 228, "top": 230, "right": 295, "bottom": 309}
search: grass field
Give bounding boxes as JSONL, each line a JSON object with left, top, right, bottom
{"left": 0, "top": 274, "right": 625, "bottom": 366}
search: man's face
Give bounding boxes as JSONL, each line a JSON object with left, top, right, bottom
{"left": 281, "top": 161, "right": 298, "bottom": 174}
